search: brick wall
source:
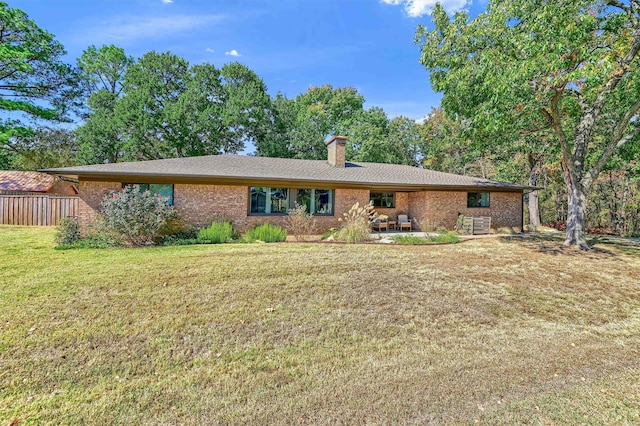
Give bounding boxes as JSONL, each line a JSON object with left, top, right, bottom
{"left": 175, "top": 184, "right": 249, "bottom": 228}
{"left": 374, "top": 191, "right": 409, "bottom": 222}
{"left": 77, "top": 180, "right": 120, "bottom": 231}
{"left": 408, "top": 192, "right": 428, "bottom": 229}
{"left": 48, "top": 180, "right": 78, "bottom": 196}
{"left": 77, "top": 181, "right": 522, "bottom": 234}
{"left": 409, "top": 190, "right": 522, "bottom": 231}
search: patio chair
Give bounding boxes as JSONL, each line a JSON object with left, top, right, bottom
{"left": 398, "top": 214, "right": 412, "bottom": 231}
{"left": 372, "top": 215, "right": 389, "bottom": 232}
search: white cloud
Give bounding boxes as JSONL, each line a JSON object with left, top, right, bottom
{"left": 225, "top": 49, "right": 241, "bottom": 57}
{"left": 161, "top": 0, "right": 173, "bottom": 4}
{"left": 205, "top": 48, "right": 215, "bottom": 53}
{"left": 92, "top": 14, "right": 225, "bottom": 42}
{"left": 381, "top": 0, "right": 470, "bottom": 17}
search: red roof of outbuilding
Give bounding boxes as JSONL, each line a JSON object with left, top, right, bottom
{"left": 0, "top": 171, "right": 58, "bottom": 192}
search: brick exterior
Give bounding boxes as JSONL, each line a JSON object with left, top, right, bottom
{"left": 409, "top": 190, "right": 523, "bottom": 231}
{"left": 326, "top": 137, "right": 347, "bottom": 167}
{"left": 77, "top": 180, "right": 120, "bottom": 231}
{"left": 77, "top": 180, "right": 522, "bottom": 233}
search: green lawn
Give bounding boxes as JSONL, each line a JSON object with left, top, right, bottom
{"left": 1, "top": 226, "right": 640, "bottom": 425}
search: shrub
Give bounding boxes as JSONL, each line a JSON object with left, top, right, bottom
{"left": 391, "top": 235, "right": 428, "bottom": 245}
{"left": 246, "top": 223, "right": 287, "bottom": 243}
{"left": 197, "top": 221, "right": 237, "bottom": 244}
{"left": 428, "top": 231, "right": 460, "bottom": 243}
{"left": 55, "top": 217, "right": 81, "bottom": 246}
{"left": 55, "top": 229, "right": 120, "bottom": 250}
{"left": 101, "top": 185, "right": 179, "bottom": 247}
{"left": 336, "top": 202, "right": 378, "bottom": 243}
{"left": 321, "top": 228, "right": 339, "bottom": 240}
{"left": 285, "top": 203, "right": 317, "bottom": 241}
{"left": 391, "top": 232, "right": 460, "bottom": 245}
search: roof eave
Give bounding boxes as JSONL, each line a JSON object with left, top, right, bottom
{"left": 42, "top": 169, "right": 536, "bottom": 192}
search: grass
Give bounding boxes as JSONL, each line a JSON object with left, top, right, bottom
{"left": 1, "top": 225, "right": 640, "bottom": 424}
{"left": 392, "top": 231, "right": 461, "bottom": 245}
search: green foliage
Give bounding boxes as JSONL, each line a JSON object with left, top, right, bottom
{"left": 197, "top": 221, "right": 237, "bottom": 244}
{"left": 391, "top": 231, "right": 460, "bottom": 245}
{"left": 0, "top": 2, "right": 79, "bottom": 162}
{"left": 429, "top": 232, "right": 460, "bottom": 244}
{"left": 101, "top": 185, "right": 178, "bottom": 247}
{"left": 77, "top": 44, "right": 132, "bottom": 97}
{"left": 76, "top": 51, "right": 272, "bottom": 163}
{"left": 336, "top": 202, "right": 378, "bottom": 243}
{"left": 54, "top": 218, "right": 81, "bottom": 246}
{"left": 9, "top": 128, "right": 78, "bottom": 170}
{"left": 321, "top": 228, "right": 339, "bottom": 240}
{"left": 75, "top": 44, "right": 132, "bottom": 164}
{"left": 245, "top": 223, "right": 287, "bottom": 243}
{"left": 415, "top": 1, "right": 640, "bottom": 248}
{"left": 390, "top": 235, "right": 427, "bottom": 245}
{"left": 55, "top": 230, "right": 120, "bottom": 250}
{"left": 285, "top": 203, "right": 317, "bottom": 241}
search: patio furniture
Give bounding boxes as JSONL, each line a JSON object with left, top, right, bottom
{"left": 372, "top": 215, "right": 389, "bottom": 232}
{"left": 398, "top": 214, "right": 412, "bottom": 231}
{"left": 387, "top": 220, "right": 397, "bottom": 230}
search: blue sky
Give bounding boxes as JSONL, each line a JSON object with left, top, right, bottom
{"left": 12, "top": 0, "right": 485, "bottom": 121}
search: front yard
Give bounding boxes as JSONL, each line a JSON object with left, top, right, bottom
{"left": 1, "top": 226, "right": 639, "bottom": 424}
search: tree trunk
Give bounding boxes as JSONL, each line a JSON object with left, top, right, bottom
{"left": 528, "top": 190, "right": 541, "bottom": 228}
{"left": 527, "top": 165, "right": 541, "bottom": 228}
{"left": 564, "top": 183, "right": 590, "bottom": 250}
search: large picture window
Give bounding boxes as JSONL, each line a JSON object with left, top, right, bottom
{"left": 250, "top": 187, "right": 289, "bottom": 214}
{"left": 370, "top": 192, "right": 395, "bottom": 208}
{"left": 123, "top": 183, "right": 174, "bottom": 205}
{"left": 467, "top": 192, "right": 490, "bottom": 208}
{"left": 296, "top": 188, "right": 333, "bottom": 215}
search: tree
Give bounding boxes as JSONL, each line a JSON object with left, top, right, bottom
{"left": 291, "top": 85, "right": 365, "bottom": 159}
{"left": 254, "top": 93, "right": 297, "bottom": 158}
{"left": 75, "top": 45, "right": 133, "bottom": 164}
{"left": 416, "top": 1, "right": 640, "bottom": 249}
{"left": 0, "top": 2, "right": 77, "bottom": 162}
{"left": 9, "top": 128, "right": 78, "bottom": 170}
{"left": 218, "top": 62, "right": 272, "bottom": 153}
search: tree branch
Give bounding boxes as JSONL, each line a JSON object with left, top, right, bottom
{"left": 592, "top": 28, "right": 640, "bottom": 118}
{"left": 545, "top": 91, "right": 576, "bottom": 182}
{"left": 587, "top": 98, "right": 640, "bottom": 184}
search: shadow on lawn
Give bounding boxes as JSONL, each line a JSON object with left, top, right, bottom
{"left": 498, "top": 233, "right": 640, "bottom": 258}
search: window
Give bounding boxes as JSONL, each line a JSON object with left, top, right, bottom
{"left": 370, "top": 192, "right": 395, "bottom": 208}
{"left": 250, "top": 187, "right": 289, "bottom": 214}
{"left": 467, "top": 192, "right": 490, "bottom": 208}
{"left": 296, "top": 189, "right": 333, "bottom": 215}
{"left": 249, "top": 187, "right": 334, "bottom": 215}
{"left": 123, "top": 183, "right": 174, "bottom": 205}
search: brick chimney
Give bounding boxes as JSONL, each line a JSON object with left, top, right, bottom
{"left": 326, "top": 135, "right": 347, "bottom": 167}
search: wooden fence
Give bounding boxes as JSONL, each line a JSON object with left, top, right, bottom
{"left": 462, "top": 216, "right": 492, "bottom": 235}
{"left": 0, "top": 195, "right": 79, "bottom": 226}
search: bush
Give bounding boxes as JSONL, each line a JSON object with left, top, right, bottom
{"left": 285, "top": 203, "right": 317, "bottom": 241}
{"left": 55, "top": 217, "right": 81, "bottom": 246}
{"left": 197, "top": 221, "right": 237, "bottom": 244}
{"left": 55, "top": 229, "right": 120, "bottom": 250}
{"left": 321, "top": 228, "right": 339, "bottom": 240}
{"left": 391, "top": 232, "right": 460, "bottom": 245}
{"left": 391, "top": 235, "right": 428, "bottom": 245}
{"left": 101, "top": 185, "right": 179, "bottom": 247}
{"left": 245, "top": 223, "right": 287, "bottom": 243}
{"left": 336, "top": 202, "right": 378, "bottom": 243}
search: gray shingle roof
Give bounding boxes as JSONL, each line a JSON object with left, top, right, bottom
{"left": 42, "top": 155, "right": 535, "bottom": 191}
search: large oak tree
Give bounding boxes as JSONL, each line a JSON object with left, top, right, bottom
{"left": 416, "top": 0, "right": 640, "bottom": 249}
